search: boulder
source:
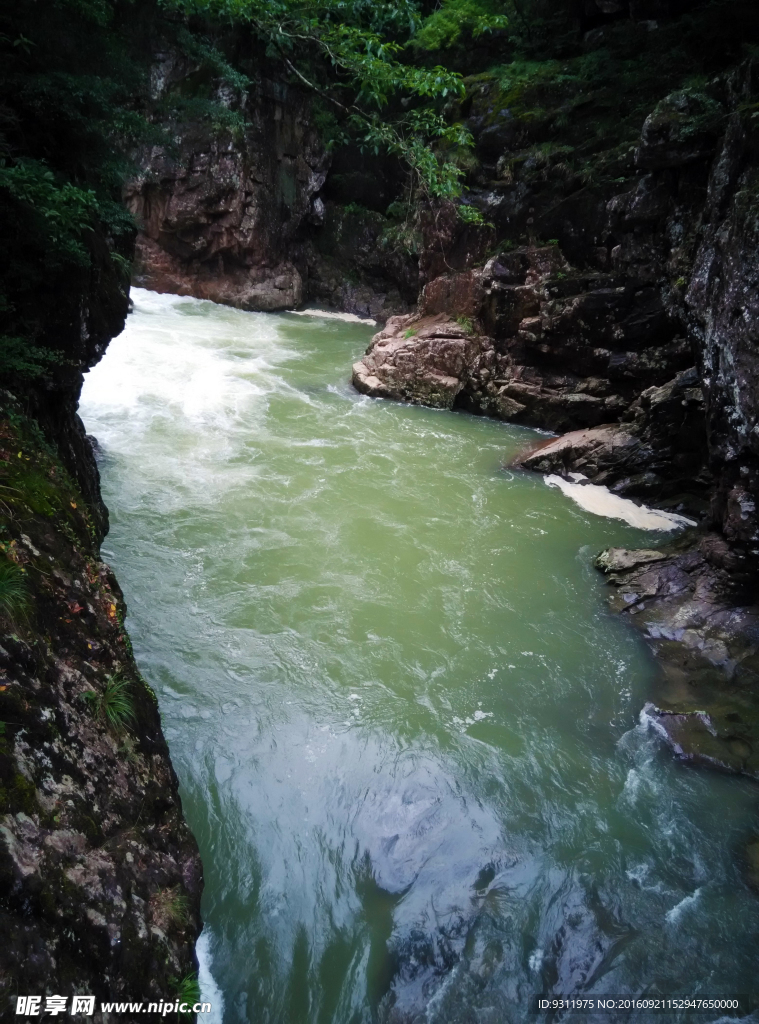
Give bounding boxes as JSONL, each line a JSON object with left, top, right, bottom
{"left": 636, "top": 90, "right": 724, "bottom": 170}
{"left": 518, "top": 424, "right": 642, "bottom": 477}
{"left": 352, "top": 314, "right": 488, "bottom": 408}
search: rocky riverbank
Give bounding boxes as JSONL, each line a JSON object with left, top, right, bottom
{"left": 0, "top": 45, "right": 203, "bottom": 999}
{"left": 594, "top": 539, "right": 759, "bottom": 780}
{"left": 348, "top": 50, "right": 759, "bottom": 781}
{"left": 0, "top": 398, "right": 203, "bottom": 1015}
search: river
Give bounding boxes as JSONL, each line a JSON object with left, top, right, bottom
{"left": 80, "top": 288, "right": 759, "bottom": 1024}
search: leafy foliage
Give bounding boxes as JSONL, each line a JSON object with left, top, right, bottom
{"left": 0, "top": 336, "right": 69, "bottom": 383}
{"left": 0, "top": 162, "right": 99, "bottom": 268}
{"left": 412, "top": 0, "right": 509, "bottom": 51}
{"left": 169, "top": 0, "right": 477, "bottom": 206}
{"left": 0, "top": 0, "right": 153, "bottom": 386}
{"left": 172, "top": 972, "right": 201, "bottom": 1016}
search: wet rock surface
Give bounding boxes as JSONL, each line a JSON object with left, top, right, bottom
{"left": 595, "top": 538, "right": 759, "bottom": 780}
{"left": 127, "top": 62, "right": 329, "bottom": 312}
{"left": 518, "top": 367, "right": 710, "bottom": 516}
{"left": 304, "top": 201, "right": 418, "bottom": 320}
{"left": 352, "top": 314, "right": 484, "bottom": 408}
{"left": 0, "top": 405, "right": 202, "bottom": 1016}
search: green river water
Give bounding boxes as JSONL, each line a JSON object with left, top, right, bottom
{"left": 79, "top": 288, "right": 759, "bottom": 1024}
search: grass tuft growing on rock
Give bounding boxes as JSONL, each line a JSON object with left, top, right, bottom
{"left": 0, "top": 560, "right": 29, "bottom": 620}
{"left": 83, "top": 675, "right": 136, "bottom": 733}
{"left": 152, "top": 885, "right": 192, "bottom": 929}
{"left": 172, "top": 971, "right": 201, "bottom": 1015}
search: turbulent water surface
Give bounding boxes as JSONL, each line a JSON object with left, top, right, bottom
{"left": 80, "top": 289, "right": 759, "bottom": 1024}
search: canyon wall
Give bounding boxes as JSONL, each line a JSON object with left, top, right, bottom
{"left": 3, "top": 0, "right": 755, "bottom": 1008}
{"left": 130, "top": 12, "right": 758, "bottom": 579}
{"left": 0, "top": 216, "right": 202, "bottom": 1014}
{"left": 355, "top": 60, "right": 759, "bottom": 580}
{"left": 127, "top": 56, "right": 417, "bottom": 321}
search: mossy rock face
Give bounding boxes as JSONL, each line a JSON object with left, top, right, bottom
{"left": 0, "top": 772, "right": 38, "bottom": 816}
{"left": 0, "top": 406, "right": 203, "bottom": 1009}
{"left": 0, "top": 404, "right": 97, "bottom": 552}
{"left": 637, "top": 91, "right": 724, "bottom": 170}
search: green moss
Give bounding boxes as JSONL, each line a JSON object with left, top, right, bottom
{"left": 4, "top": 463, "right": 61, "bottom": 516}
{"left": 0, "top": 403, "right": 95, "bottom": 549}
{"left": 0, "top": 771, "right": 37, "bottom": 815}
{"left": 139, "top": 676, "right": 159, "bottom": 705}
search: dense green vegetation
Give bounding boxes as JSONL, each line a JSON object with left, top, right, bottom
{"left": 0, "top": 0, "right": 148, "bottom": 385}
{"left": 1, "top": 0, "right": 758, "bottom": 387}
{"left": 0, "top": 0, "right": 465, "bottom": 387}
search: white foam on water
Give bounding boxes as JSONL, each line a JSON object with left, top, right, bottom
{"left": 544, "top": 475, "right": 697, "bottom": 531}
{"left": 82, "top": 288, "right": 294, "bottom": 437}
{"left": 621, "top": 767, "right": 642, "bottom": 805}
{"left": 196, "top": 929, "right": 225, "bottom": 1023}
{"left": 625, "top": 861, "right": 650, "bottom": 886}
{"left": 451, "top": 708, "right": 494, "bottom": 731}
{"left": 665, "top": 887, "right": 702, "bottom": 925}
{"left": 291, "top": 307, "right": 377, "bottom": 325}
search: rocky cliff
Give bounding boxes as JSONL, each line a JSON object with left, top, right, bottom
{"left": 128, "top": 57, "right": 327, "bottom": 312}
{"left": 0, "top": 213, "right": 202, "bottom": 1013}
{"left": 354, "top": 58, "right": 759, "bottom": 564}
{"left": 0, "top": 403, "right": 203, "bottom": 1014}
{"left": 126, "top": 54, "right": 417, "bottom": 320}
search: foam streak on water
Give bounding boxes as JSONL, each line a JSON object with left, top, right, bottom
{"left": 81, "top": 289, "right": 759, "bottom": 1024}
{"left": 545, "top": 476, "right": 697, "bottom": 531}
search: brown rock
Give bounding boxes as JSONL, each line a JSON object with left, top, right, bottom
{"left": 127, "top": 73, "right": 328, "bottom": 311}
{"left": 351, "top": 314, "right": 488, "bottom": 408}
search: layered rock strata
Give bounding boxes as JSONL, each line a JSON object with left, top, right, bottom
{"left": 352, "top": 243, "right": 709, "bottom": 513}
